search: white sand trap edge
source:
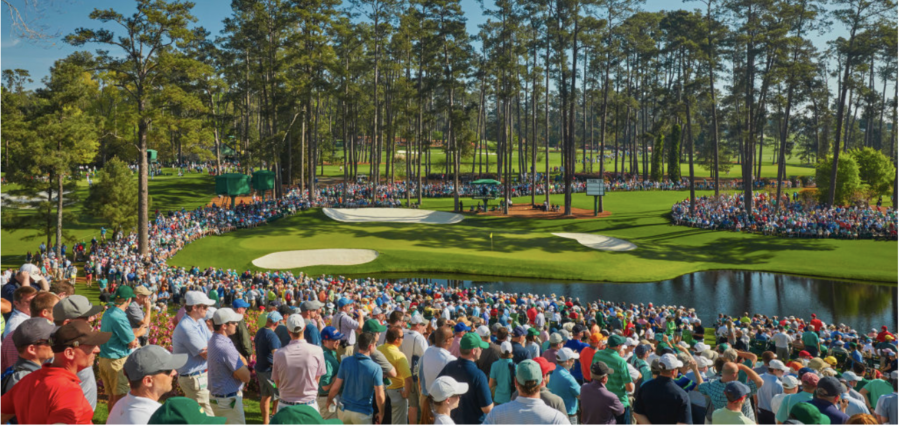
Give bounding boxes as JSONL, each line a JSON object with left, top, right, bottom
{"left": 552, "top": 232, "right": 637, "bottom": 252}
{"left": 252, "top": 249, "right": 379, "bottom": 269}
{"left": 323, "top": 208, "right": 464, "bottom": 224}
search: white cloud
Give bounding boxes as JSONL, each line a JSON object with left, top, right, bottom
{"left": 1, "top": 38, "right": 22, "bottom": 48}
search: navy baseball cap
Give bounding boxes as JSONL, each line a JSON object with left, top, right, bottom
{"left": 724, "top": 381, "right": 751, "bottom": 402}
{"left": 511, "top": 326, "right": 527, "bottom": 338}
{"left": 321, "top": 327, "right": 344, "bottom": 341}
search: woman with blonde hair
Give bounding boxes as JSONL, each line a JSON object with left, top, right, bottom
{"left": 421, "top": 376, "right": 468, "bottom": 425}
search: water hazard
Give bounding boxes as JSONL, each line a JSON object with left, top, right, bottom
{"left": 360, "top": 271, "right": 898, "bottom": 331}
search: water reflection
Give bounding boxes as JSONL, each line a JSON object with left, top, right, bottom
{"left": 360, "top": 271, "right": 898, "bottom": 331}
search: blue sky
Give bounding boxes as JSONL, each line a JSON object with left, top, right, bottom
{"left": 1, "top": 0, "right": 853, "bottom": 90}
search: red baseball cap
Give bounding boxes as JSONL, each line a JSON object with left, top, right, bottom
{"left": 532, "top": 357, "right": 556, "bottom": 376}
{"left": 798, "top": 350, "right": 812, "bottom": 358}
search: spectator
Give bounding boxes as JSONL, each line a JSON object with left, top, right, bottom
{"left": 489, "top": 341, "right": 516, "bottom": 405}
{"left": 437, "top": 332, "right": 494, "bottom": 424}
{"left": 771, "top": 374, "right": 800, "bottom": 416}
{"left": 776, "top": 372, "right": 819, "bottom": 423}
{"left": 422, "top": 376, "right": 468, "bottom": 425}
{"left": 228, "top": 299, "right": 253, "bottom": 360}
{"left": 172, "top": 291, "right": 216, "bottom": 415}
{"left": 208, "top": 308, "right": 251, "bottom": 424}
{"left": 254, "top": 311, "right": 283, "bottom": 424}
{"left": 711, "top": 381, "right": 755, "bottom": 424}
{"left": 698, "top": 360, "right": 764, "bottom": 423}
{"left": 511, "top": 356, "right": 568, "bottom": 415}
{"left": 1, "top": 318, "right": 55, "bottom": 395}
{"left": 107, "top": 345, "right": 187, "bottom": 424}
{"left": 549, "top": 348, "right": 581, "bottom": 424}
{"left": 377, "top": 327, "right": 413, "bottom": 424}
{"left": 317, "top": 326, "right": 344, "bottom": 420}
{"left": 272, "top": 314, "right": 326, "bottom": 415}
{"left": 327, "top": 331, "right": 385, "bottom": 424}
{"left": 580, "top": 361, "right": 624, "bottom": 424}
{"left": 147, "top": 397, "right": 227, "bottom": 424}
{"left": 634, "top": 354, "right": 693, "bottom": 424}
{"left": 99, "top": 285, "right": 143, "bottom": 412}
{"left": 756, "top": 359, "right": 788, "bottom": 424}
{"left": 482, "top": 360, "right": 570, "bottom": 425}
{"left": 591, "top": 335, "right": 634, "bottom": 424}
{"left": 874, "top": 371, "right": 898, "bottom": 424}
{"left": 420, "top": 326, "right": 456, "bottom": 399}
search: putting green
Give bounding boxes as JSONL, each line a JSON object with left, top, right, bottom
{"left": 168, "top": 190, "right": 898, "bottom": 284}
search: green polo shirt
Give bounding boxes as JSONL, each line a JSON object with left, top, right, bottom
{"left": 863, "top": 379, "right": 894, "bottom": 407}
{"left": 318, "top": 348, "right": 341, "bottom": 395}
{"left": 802, "top": 331, "right": 819, "bottom": 347}
{"left": 592, "top": 348, "right": 633, "bottom": 407}
{"left": 99, "top": 306, "right": 136, "bottom": 359}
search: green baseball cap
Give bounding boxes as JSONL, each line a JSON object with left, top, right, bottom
{"left": 460, "top": 332, "right": 490, "bottom": 351}
{"left": 607, "top": 335, "right": 626, "bottom": 348}
{"left": 113, "top": 285, "right": 135, "bottom": 301}
{"left": 270, "top": 404, "right": 343, "bottom": 425}
{"left": 363, "top": 319, "right": 387, "bottom": 333}
{"left": 528, "top": 327, "right": 540, "bottom": 337}
{"left": 789, "top": 402, "right": 830, "bottom": 425}
{"left": 516, "top": 360, "right": 543, "bottom": 383}
{"left": 149, "top": 397, "right": 227, "bottom": 425}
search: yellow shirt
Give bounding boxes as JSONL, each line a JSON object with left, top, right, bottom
{"left": 377, "top": 343, "right": 412, "bottom": 390}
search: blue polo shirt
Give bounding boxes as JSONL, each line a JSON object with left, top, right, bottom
{"left": 548, "top": 365, "right": 581, "bottom": 415}
{"left": 336, "top": 353, "right": 384, "bottom": 415}
{"left": 564, "top": 339, "right": 589, "bottom": 382}
{"left": 808, "top": 398, "right": 849, "bottom": 425}
{"left": 438, "top": 358, "right": 493, "bottom": 424}
{"left": 304, "top": 322, "right": 322, "bottom": 347}
{"left": 253, "top": 327, "right": 281, "bottom": 373}
{"left": 172, "top": 315, "right": 212, "bottom": 375}
{"left": 99, "top": 306, "right": 135, "bottom": 359}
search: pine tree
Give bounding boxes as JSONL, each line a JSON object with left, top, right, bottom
{"left": 668, "top": 123, "right": 682, "bottom": 183}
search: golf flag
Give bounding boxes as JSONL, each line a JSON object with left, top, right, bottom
{"left": 490, "top": 233, "right": 493, "bottom": 239}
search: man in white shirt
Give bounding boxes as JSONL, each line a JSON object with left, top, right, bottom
{"left": 756, "top": 359, "right": 787, "bottom": 424}
{"left": 770, "top": 374, "right": 799, "bottom": 418}
{"left": 772, "top": 326, "right": 792, "bottom": 361}
{"left": 419, "top": 326, "right": 456, "bottom": 401}
{"left": 400, "top": 314, "right": 429, "bottom": 424}
{"left": 107, "top": 345, "right": 188, "bottom": 424}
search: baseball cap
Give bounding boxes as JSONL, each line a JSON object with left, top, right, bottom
{"left": 475, "top": 325, "right": 491, "bottom": 337}
{"left": 781, "top": 375, "right": 801, "bottom": 389}
{"left": 286, "top": 314, "right": 305, "bottom": 333}
{"left": 591, "top": 361, "right": 614, "bottom": 377}
{"left": 410, "top": 314, "right": 426, "bottom": 325}
{"left": 790, "top": 402, "right": 830, "bottom": 425}
{"left": 124, "top": 345, "right": 189, "bottom": 381}
{"left": 724, "top": 381, "right": 751, "bottom": 402}
{"left": 694, "top": 342, "right": 710, "bottom": 353}
{"left": 430, "top": 376, "right": 469, "bottom": 402}
{"left": 823, "top": 356, "right": 838, "bottom": 367}
{"left": 515, "top": 360, "right": 543, "bottom": 384}
{"left": 459, "top": 332, "right": 489, "bottom": 351}
{"left": 801, "top": 372, "right": 820, "bottom": 386}
{"left": 232, "top": 299, "right": 250, "bottom": 309}
{"left": 149, "top": 397, "right": 226, "bottom": 425}
{"left": 271, "top": 404, "right": 342, "bottom": 425}
{"left": 267, "top": 311, "right": 284, "bottom": 323}
{"left": 204, "top": 307, "right": 217, "bottom": 321}
{"left": 634, "top": 344, "right": 651, "bottom": 358}
{"left": 658, "top": 353, "right": 684, "bottom": 370}
{"left": 816, "top": 376, "right": 842, "bottom": 397}
{"left": 300, "top": 300, "right": 324, "bottom": 311}
{"left": 185, "top": 291, "right": 215, "bottom": 306}
{"left": 134, "top": 286, "right": 151, "bottom": 296}
{"left": 454, "top": 322, "right": 471, "bottom": 333}
{"left": 19, "top": 263, "right": 43, "bottom": 282}
{"left": 694, "top": 356, "right": 712, "bottom": 368}
{"left": 511, "top": 326, "right": 527, "bottom": 338}
{"left": 50, "top": 319, "right": 111, "bottom": 353}
{"left": 607, "top": 335, "right": 626, "bottom": 348}
{"left": 212, "top": 308, "right": 243, "bottom": 325}
{"left": 321, "top": 326, "right": 344, "bottom": 341}
{"left": 500, "top": 341, "right": 513, "bottom": 354}
{"left": 53, "top": 295, "right": 104, "bottom": 321}
{"left": 112, "top": 285, "right": 136, "bottom": 301}
{"left": 556, "top": 347, "right": 580, "bottom": 362}
{"left": 533, "top": 357, "right": 556, "bottom": 376}
{"left": 768, "top": 360, "right": 788, "bottom": 371}
{"left": 372, "top": 307, "right": 383, "bottom": 316}
{"left": 12, "top": 318, "right": 57, "bottom": 348}
{"left": 549, "top": 333, "right": 563, "bottom": 344}
{"left": 363, "top": 319, "right": 387, "bottom": 333}
{"left": 337, "top": 297, "right": 353, "bottom": 308}
{"left": 589, "top": 333, "right": 604, "bottom": 344}
{"left": 788, "top": 361, "right": 804, "bottom": 373}
{"left": 798, "top": 350, "right": 812, "bottom": 358}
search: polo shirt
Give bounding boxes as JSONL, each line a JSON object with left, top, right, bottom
{"left": 875, "top": 392, "right": 898, "bottom": 425}
{"left": 862, "top": 378, "right": 894, "bottom": 406}
{"left": 699, "top": 378, "right": 758, "bottom": 422}
{"left": 489, "top": 358, "right": 516, "bottom": 404}
{"left": 336, "top": 353, "right": 383, "bottom": 415}
{"left": 482, "top": 396, "right": 571, "bottom": 425}
{"left": 172, "top": 314, "right": 212, "bottom": 375}
{"left": 511, "top": 341, "right": 530, "bottom": 364}
{"left": 0, "top": 365, "right": 94, "bottom": 424}
{"left": 421, "top": 346, "right": 456, "bottom": 395}
{"left": 757, "top": 372, "right": 783, "bottom": 412}
{"left": 1, "top": 358, "right": 41, "bottom": 394}
{"left": 332, "top": 311, "right": 360, "bottom": 345}
{"left": 633, "top": 376, "right": 692, "bottom": 424}
{"left": 438, "top": 358, "right": 493, "bottom": 424}
{"left": 549, "top": 365, "right": 580, "bottom": 415}
{"left": 712, "top": 407, "right": 755, "bottom": 424}
{"left": 272, "top": 339, "right": 325, "bottom": 403}
{"left": 207, "top": 333, "right": 245, "bottom": 396}
{"left": 253, "top": 327, "right": 281, "bottom": 373}
{"left": 99, "top": 306, "right": 136, "bottom": 359}
{"left": 304, "top": 321, "right": 321, "bottom": 346}
{"left": 106, "top": 392, "right": 162, "bottom": 424}
{"left": 580, "top": 347, "right": 597, "bottom": 380}
{"left": 274, "top": 324, "right": 291, "bottom": 349}
{"left": 318, "top": 348, "right": 341, "bottom": 395}
{"left": 592, "top": 348, "right": 633, "bottom": 407}
{"left": 377, "top": 343, "right": 412, "bottom": 390}
{"left": 808, "top": 397, "right": 849, "bottom": 424}
{"left": 775, "top": 390, "right": 813, "bottom": 422}
{"left": 802, "top": 330, "right": 819, "bottom": 347}
{"left": 580, "top": 380, "right": 624, "bottom": 424}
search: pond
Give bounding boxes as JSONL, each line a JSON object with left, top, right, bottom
{"left": 359, "top": 271, "right": 898, "bottom": 331}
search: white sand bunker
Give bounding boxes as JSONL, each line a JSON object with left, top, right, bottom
{"left": 252, "top": 249, "right": 378, "bottom": 269}
{"left": 552, "top": 233, "right": 637, "bottom": 252}
{"left": 323, "top": 208, "right": 464, "bottom": 224}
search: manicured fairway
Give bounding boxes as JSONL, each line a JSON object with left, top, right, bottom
{"left": 169, "top": 190, "right": 898, "bottom": 284}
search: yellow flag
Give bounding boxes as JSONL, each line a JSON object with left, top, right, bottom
{"left": 490, "top": 233, "right": 493, "bottom": 239}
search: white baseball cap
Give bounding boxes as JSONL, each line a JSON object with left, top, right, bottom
{"left": 204, "top": 307, "right": 217, "bottom": 321}
{"left": 213, "top": 308, "right": 243, "bottom": 325}
{"left": 781, "top": 375, "right": 800, "bottom": 389}
{"left": 287, "top": 314, "right": 305, "bottom": 333}
{"left": 694, "top": 342, "right": 710, "bottom": 353}
{"left": 500, "top": 341, "right": 513, "bottom": 354}
{"left": 557, "top": 348, "right": 580, "bottom": 362}
{"left": 659, "top": 353, "right": 684, "bottom": 370}
{"left": 841, "top": 371, "right": 862, "bottom": 382}
{"left": 430, "top": 376, "right": 469, "bottom": 402}
{"left": 18, "top": 264, "right": 44, "bottom": 282}
{"left": 410, "top": 314, "right": 425, "bottom": 325}
{"left": 768, "top": 360, "right": 788, "bottom": 371}
{"left": 185, "top": 291, "right": 215, "bottom": 306}
{"left": 694, "top": 356, "right": 712, "bottom": 368}
{"left": 476, "top": 325, "right": 491, "bottom": 337}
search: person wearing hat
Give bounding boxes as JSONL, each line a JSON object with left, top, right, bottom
{"left": 436, "top": 332, "right": 493, "bottom": 424}
{"left": 482, "top": 360, "right": 569, "bottom": 424}
{"left": 873, "top": 371, "right": 898, "bottom": 424}
{"left": 549, "top": 347, "right": 581, "bottom": 423}
{"left": 634, "top": 353, "right": 692, "bottom": 424}
{"left": 1, "top": 318, "right": 56, "bottom": 395}
{"left": 107, "top": 345, "right": 188, "bottom": 424}
{"left": 333, "top": 298, "right": 364, "bottom": 359}
{"left": 173, "top": 290, "right": 216, "bottom": 415}
{"left": 377, "top": 326, "right": 413, "bottom": 424}
{"left": 786, "top": 401, "right": 831, "bottom": 425}
{"left": 208, "top": 307, "right": 251, "bottom": 424}
{"left": 771, "top": 374, "right": 800, "bottom": 417}
{"left": 422, "top": 376, "right": 469, "bottom": 425}
{"left": 711, "top": 381, "right": 755, "bottom": 424}
{"left": 525, "top": 327, "right": 542, "bottom": 359}
{"left": 776, "top": 372, "right": 819, "bottom": 423}
{"left": 300, "top": 299, "right": 324, "bottom": 346}
{"left": 228, "top": 298, "right": 253, "bottom": 360}
{"left": 697, "top": 360, "right": 763, "bottom": 423}
{"left": 757, "top": 359, "right": 788, "bottom": 424}
{"left": 270, "top": 402, "right": 344, "bottom": 425}
{"left": 510, "top": 356, "right": 568, "bottom": 415}
{"left": 476, "top": 325, "right": 503, "bottom": 380}
{"left": 0, "top": 320, "right": 110, "bottom": 424}
{"left": 99, "top": 285, "right": 144, "bottom": 412}
{"left": 488, "top": 341, "right": 517, "bottom": 405}
{"left": 326, "top": 331, "right": 385, "bottom": 424}
{"left": 126, "top": 285, "right": 153, "bottom": 347}
{"left": 1, "top": 290, "right": 56, "bottom": 372}
{"left": 591, "top": 334, "right": 634, "bottom": 424}
{"left": 399, "top": 313, "right": 429, "bottom": 424}
{"left": 272, "top": 314, "right": 327, "bottom": 415}
{"left": 273, "top": 304, "right": 298, "bottom": 347}
{"left": 807, "top": 376, "right": 849, "bottom": 424}
{"left": 53, "top": 294, "right": 106, "bottom": 410}
{"left": 353, "top": 319, "right": 397, "bottom": 381}
{"left": 148, "top": 396, "right": 227, "bottom": 425}
{"left": 580, "top": 361, "right": 625, "bottom": 424}
{"left": 508, "top": 326, "right": 530, "bottom": 364}
{"left": 448, "top": 321, "right": 470, "bottom": 358}
{"left": 802, "top": 325, "right": 821, "bottom": 358}
{"left": 565, "top": 324, "right": 589, "bottom": 384}
{"left": 0, "top": 264, "right": 48, "bottom": 306}
{"left": 254, "top": 310, "right": 284, "bottom": 424}
{"left": 861, "top": 368, "right": 895, "bottom": 415}
{"left": 2, "top": 286, "right": 36, "bottom": 341}
{"left": 318, "top": 326, "right": 345, "bottom": 420}
{"left": 420, "top": 325, "right": 458, "bottom": 409}
{"left": 579, "top": 332, "right": 603, "bottom": 381}
{"left": 542, "top": 332, "right": 564, "bottom": 362}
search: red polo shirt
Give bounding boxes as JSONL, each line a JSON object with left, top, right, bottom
{"left": 0, "top": 364, "right": 94, "bottom": 424}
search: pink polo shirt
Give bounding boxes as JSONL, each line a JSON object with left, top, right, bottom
{"left": 271, "top": 339, "right": 326, "bottom": 403}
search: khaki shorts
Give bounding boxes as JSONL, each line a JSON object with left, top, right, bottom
{"left": 98, "top": 356, "right": 129, "bottom": 396}
{"left": 408, "top": 379, "right": 420, "bottom": 409}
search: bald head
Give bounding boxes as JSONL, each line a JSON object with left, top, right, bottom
{"left": 721, "top": 362, "right": 740, "bottom": 381}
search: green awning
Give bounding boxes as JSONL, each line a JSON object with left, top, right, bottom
{"left": 472, "top": 179, "right": 501, "bottom": 185}
{"left": 251, "top": 170, "right": 276, "bottom": 191}
{"left": 215, "top": 173, "right": 251, "bottom": 196}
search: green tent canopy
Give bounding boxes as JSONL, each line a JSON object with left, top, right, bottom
{"left": 215, "top": 173, "right": 251, "bottom": 196}
{"left": 251, "top": 170, "right": 276, "bottom": 191}
{"left": 147, "top": 149, "right": 158, "bottom": 164}
{"left": 472, "top": 179, "right": 501, "bottom": 185}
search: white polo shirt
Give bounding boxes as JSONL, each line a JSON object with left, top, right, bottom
{"left": 420, "top": 346, "right": 456, "bottom": 396}
{"left": 106, "top": 392, "right": 161, "bottom": 425}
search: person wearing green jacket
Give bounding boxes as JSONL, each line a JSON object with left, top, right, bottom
{"left": 592, "top": 335, "right": 634, "bottom": 424}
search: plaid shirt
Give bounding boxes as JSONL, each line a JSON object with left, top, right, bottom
{"left": 698, "top": 378, "right": 758, "bottom": 422}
